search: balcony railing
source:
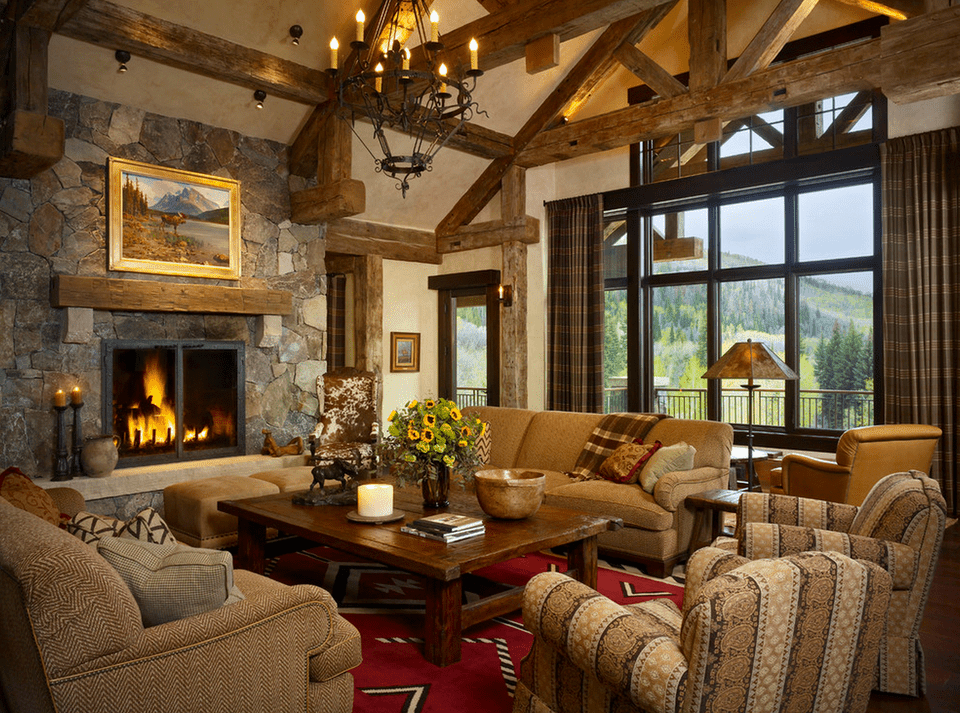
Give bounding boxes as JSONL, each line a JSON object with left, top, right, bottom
{"left": 455, "top": 387, "right": 488, "bottom": 408}
{"left": 603, "top": 385, "right": 874, "bottom": 430}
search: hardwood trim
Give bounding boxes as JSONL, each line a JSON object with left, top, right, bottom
{"left": 50, "top": 275, "right": 293, "bottom": 315}
{"left": 427, "top": 270, "right": 501, "bottom": 291}
{"left": 53, "top": 0, "right": 331, "bottom": 105}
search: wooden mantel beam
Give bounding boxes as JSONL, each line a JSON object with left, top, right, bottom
{"left": 47, "top": 0, "right": 331, "bottom": 106}
{"left": 516, "top": 37, "right": 883, "bottom": 167}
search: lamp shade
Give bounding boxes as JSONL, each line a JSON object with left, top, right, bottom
{"left": 702, "top": 339, "right": 798, "bottom": 382}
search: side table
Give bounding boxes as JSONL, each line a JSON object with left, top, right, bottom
{"left": 685, "top": 488, "right": 743, "bottom": 556}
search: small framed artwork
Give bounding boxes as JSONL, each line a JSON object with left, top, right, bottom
{"left": 391, "top": 332, "right": 420, "bottom": 372}
{"left": 108, "top": 157, "right": 241, "bottom": 280}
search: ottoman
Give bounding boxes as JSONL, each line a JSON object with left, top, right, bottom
{"left": 249, "top": 466, "right": 316, "bottom": 493}
{"left": 164, "top": 475, "right": 280, "bottom": 549}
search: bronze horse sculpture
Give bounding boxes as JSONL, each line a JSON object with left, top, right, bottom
{"left": 292, "top": 441, "right": 363, "bottom": 506}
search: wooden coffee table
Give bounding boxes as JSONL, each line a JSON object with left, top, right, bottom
{"left": 219, "top": 487, "right": 621, "bottom": 667}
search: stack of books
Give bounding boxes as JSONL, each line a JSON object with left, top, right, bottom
{"left": 400, "top": 513, "right": 485, "bottom": 543}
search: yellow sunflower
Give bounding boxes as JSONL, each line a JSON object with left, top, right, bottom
{"left": 450, "top": 407, "right": 462, "bottom": 421}
{"left": 421, "top": 428, "right": 435, "bottom": 443}
{"left": 423, "top": 413, "right": 436, "bottom": 427}
{"left": 407, "top": 428, "right": 420, "bottom": 441}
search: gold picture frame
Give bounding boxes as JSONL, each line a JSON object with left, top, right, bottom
{"left": 391, "top": 332, "right": 420, "bottom": 372}
{"left": 108, "top": 157, "right": 241, "bottom": 280}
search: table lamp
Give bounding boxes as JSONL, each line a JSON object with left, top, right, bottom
{"left": 702, "top": 339, "right": 798, "bottom": 491}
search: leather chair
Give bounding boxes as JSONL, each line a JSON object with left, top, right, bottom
{"left": 769, "top": 423, "right": 941, "bottom": 505}
{"left": 0, "top": 489, "right": 361, "bottom": 713}
{"left": 721, "top": 470, "right": 946, "bottom": 696}
{"left": 310, "top": 367, "right": 381, "bottom": 467}
{"left": 513, "top": 547, "right": 891, "bottom": 713}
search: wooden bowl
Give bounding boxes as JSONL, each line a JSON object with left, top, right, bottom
{"left": 474, "top": 469, "right": 546, "bottom": 519}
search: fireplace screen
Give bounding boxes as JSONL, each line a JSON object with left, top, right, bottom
{"left": 105, "top": 340, "right": 245, "bottom": 465}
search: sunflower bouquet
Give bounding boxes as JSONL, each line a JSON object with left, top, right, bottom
{"left": 379, "top": 397, "right": 486, "bottom": 488}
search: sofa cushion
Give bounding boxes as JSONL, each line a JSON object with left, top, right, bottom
{"left": 569, "top": 413, "right": 664, "bottom": 480}
{"left": 0, "top": 467, "right": 62, "bottom": 527}
{"left": 66, "top": 511, "right": 123, "bottom": 544}
{"left": 98, "top": 536, "right": 244, "bottom": 626}
{"left": 545, "top": 479, "right": 675, "bottom": 531}
{"left": 463, "top": 406, "right": 538, "bottom": 468}
{"left": 598, "top": 440, "right": 661, "bottom": 484}
{"left": 639, "top": 442, "right": 696, "bottom": 493}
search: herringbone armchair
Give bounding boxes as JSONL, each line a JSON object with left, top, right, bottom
{"left": 514, "top": 548, "right": 891, "bottom": 713}
{"left": 0, "top": 494, "right": 361, "bottom": 713}
{"left": 723, "top": 470, "right": 946, "bottom": 696}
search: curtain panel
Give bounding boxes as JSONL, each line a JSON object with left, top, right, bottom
{"left": 326, "top": 273, "right": 347, "bottom": 369}
{"left": 882, "top": 127, "right": 960, "bottom": 516}
{"left": 545, "top": 194, "right": 604, "bottom": 413}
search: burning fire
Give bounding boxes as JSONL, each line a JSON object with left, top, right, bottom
{"left": 122, "top": 351, "right": 177, "bottom": 448}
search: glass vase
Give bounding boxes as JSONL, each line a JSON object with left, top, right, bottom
{"left": 421, "top": 462, "right": 450, "bottom": 508}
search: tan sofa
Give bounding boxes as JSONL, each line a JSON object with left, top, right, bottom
{"left": 464, "top": 406, "right": 733, "bottom": 577}
{"left": 0, "top": 488, "right": 361, "bottom": 713}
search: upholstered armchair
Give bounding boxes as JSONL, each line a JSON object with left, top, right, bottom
{"left": 768, "top": 423, "right": 940, "bottom": 505}
{"left": 0, "top": 492, "right": 361, "bottom": 713}
{"left": 514, "top": 547, "right": 891, "bottom": 713}
{"left": 722, "top": 470, "right": 946, "bottom": 696}
{"left": 310, "top": 367, "right": 381, "bottom": 467}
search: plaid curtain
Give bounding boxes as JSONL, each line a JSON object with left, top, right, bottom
{"left": 546, "top": 194, "right": 604, "bottom": 413}
{"left": 326, "top": 273, "right": 346, "bottom": 369}
{"left": 882, "top": 127, "right": 960, "bottom": 517}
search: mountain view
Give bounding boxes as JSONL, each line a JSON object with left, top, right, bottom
{"left": 151, "top": 186, "right": 221, "bottom": 217}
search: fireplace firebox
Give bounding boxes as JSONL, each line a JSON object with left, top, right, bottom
{"left": 103, "top": 340, "right": 245, "bottom": 466}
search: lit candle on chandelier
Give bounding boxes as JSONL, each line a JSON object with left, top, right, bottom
{"left": 329, "top": 37, "right": 339, "bottom": 69}
{"left": 355, "top": 10, "right": 365, "bottom": 42}
{"left": 469, "top": 38, "right": 479, "bottom": 70}
{"left": 357, "top": 483, "right": 393, "bottom": 518}
{"left": 374, "top": 62, "right": 383, "bottom": 93}
{"left": 402, "top": 48, "right": 410, "bottom": 71}
{"left": 430, "top": 10, "right": 439, "bottom": 42}
{"left": 438, "top": 63, "right": 447, "bottom": 94}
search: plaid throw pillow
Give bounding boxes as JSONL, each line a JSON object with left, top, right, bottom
{"left": 570, "top": 413, "right": 665, "bottom": 481}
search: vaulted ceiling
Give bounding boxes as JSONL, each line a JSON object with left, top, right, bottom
{"left": 3, "top": 0, "right": 959, "bottom": 242}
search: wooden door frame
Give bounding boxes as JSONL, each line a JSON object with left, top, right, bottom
{"left": 428, "top": 269, "right": 501, "bottom": 406}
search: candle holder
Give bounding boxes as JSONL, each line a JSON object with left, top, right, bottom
{"left": 52, "top": 404, "right": 72, "bottom": 481}
{"left": 70, "top": 398, "right": 84, "bottom": 477}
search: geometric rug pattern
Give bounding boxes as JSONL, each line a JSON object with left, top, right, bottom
{"left": 268, "top": 547, "right": 685, "bottom": 713}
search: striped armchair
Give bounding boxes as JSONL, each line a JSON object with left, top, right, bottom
{"left": 0, "top": 493, "right": 361, "bottom": 713}
{"left": 723, "top": 470, "right": 946, "bottom": 696}
{"left": 514, "top": 547, "right": 891, "bottom": 713}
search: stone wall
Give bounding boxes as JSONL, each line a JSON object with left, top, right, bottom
{"left": 0, "top": 90, "right": 326, "bottom": 478}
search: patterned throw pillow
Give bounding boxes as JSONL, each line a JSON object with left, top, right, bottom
{"left": 118, "top": 507, "right": 177, "bottom": 545}
{"left": 0, "top": 467, "right": 61, "bottom": 526}
{"left": 475, "top": 423, "right": 492, "bottom": 465}
{"left": 97, "top": 537, "right": 244, "bottom": 626}
{"left": 639, "top": 442, "right": 697, "bottom": 493}
{"left": 598, "top": 440, "right": 662, "bottom": 484}
{"left": 66, "top": 511, "right": 123, "bottom": 544}
{"left": 569, "top": 413, "right": 665, "bottom": 481}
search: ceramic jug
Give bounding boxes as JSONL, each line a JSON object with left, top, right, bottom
{"left": 81, "top": 434, "right": 120, "bottom": 478}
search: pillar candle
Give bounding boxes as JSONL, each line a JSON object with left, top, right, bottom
{"left": 54, "top": 389, "right": 66, "bottom": 407}
{"left": 357, "top": 483, "right": 393, "bottom": 518}
{"left": 71, "top": 386, "right": 82, "bottom": 405}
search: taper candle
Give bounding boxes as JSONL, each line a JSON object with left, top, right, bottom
{"left": 330, "top": 37, "right": 339, "bottom": 69}
{"left": 374, "top": 63, "right": 383, "bottom": 92}
{"left": 356, "top": 10, "right": 365, "bottom": 42}
{"left": 430, "top": 10, "right": 439, "bottom": 42}
{"left": 438, "top": 63, "right": 447, "bottom": 93}
{"left": 469, "top": 38, "right": 478, "bottom": 70}
{"left": 357, "top": 483, "right": 393, "bottom": 518}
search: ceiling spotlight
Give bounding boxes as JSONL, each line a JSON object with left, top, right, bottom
{"left": 289, "top": 25, "right": 303, "bottom": 46}
{"left": 115, "top": 49, "right": 131, "bottom": 73}
{"left": 254, "top": 90, "right": 266, "bottom": 109}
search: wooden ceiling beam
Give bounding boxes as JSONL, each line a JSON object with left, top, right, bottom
{"left": 436, "top": 0, "right": 676, "bottom": 75}
{"left": 614, "top": 42, "right": 687, "bottom": 98}
{"left": 688, "top": 0, "right": 726, "bottom": 92}
{"left": 18, "top": 0, "right": 86, "bottom": 30}
{"left": 328, "top": 218, "right": 441, "bottom": 264}
{"left": 723, "top": 0, "right": 820, "bottom": 84}
{"left": 517, "top": 37, "right": 882, "bottom": 167}
{"left": 436, "top": 9, "right": 666, "bottom": 238}
{"left": 49, "top": 0, "right": 331, "bottom": 105}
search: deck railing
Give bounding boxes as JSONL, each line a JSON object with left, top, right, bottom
{"left": 455, "top": 387, "right": 488, "bottom": 408}
{"left": 602, "top": 385, "right": 874, "bottom": 430}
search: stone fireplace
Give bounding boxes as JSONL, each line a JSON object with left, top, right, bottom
{"left": 0, "top": 89, "right": 328, "bottom": 518}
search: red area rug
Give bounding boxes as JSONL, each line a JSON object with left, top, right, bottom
{"left": 267, "top": 548, "right": 684, "bottom": 713}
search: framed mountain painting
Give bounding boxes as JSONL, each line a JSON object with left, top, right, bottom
{"left": 108, "top": 157, "right": 241, "bottom": 280}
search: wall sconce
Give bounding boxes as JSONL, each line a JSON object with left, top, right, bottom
{"left": 289, "top": 25, "right": 303, "bottom": 46}
{"left": 254, "top": 90, "right": 266, "bottom": 109}
{"left": 115, "top": 49, "right": 131, "bottom": 73}
{"left": 498, "top": 284, "right": 513, "bottom": 307}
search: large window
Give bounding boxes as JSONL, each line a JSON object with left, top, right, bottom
{"left": 602, "top": 92, "right": 883, "bottom": 450}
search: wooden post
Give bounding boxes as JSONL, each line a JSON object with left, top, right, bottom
{"left": 500, "top": 166, "right": 528, "bottom": 409}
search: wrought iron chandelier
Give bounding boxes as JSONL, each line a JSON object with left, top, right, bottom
{"left": 330, "top": 1, "right": 485, "bottom": 197}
